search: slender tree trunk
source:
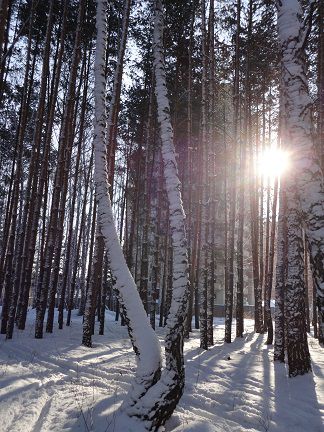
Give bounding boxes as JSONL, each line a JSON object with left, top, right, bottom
{"left": 1, "top": 3, "right": 35, "bottom": 333}
{"left": 199, "top": 0, "right": 209, "bottom": 351}
{"left": 99, "top": 253, "right": 109, "bottom": 335}
{"left": 106, "top": 0, "right": 131, "bottom": 197}
{"left": 313, "top": 276, "right": 318, "bottom": 338}
{"left": 304, "top": 233, "right": 310, "bottom": 333}
{"left": 90, "top": 0, "right": 162, "bottom": 412}
{"left": 184, "top": 2, "right": 195, "bottom": 338}
{"left": 264, "top": 178, "right": 278, "bottom": 345}
{"left": 16, "top": 1, "right": 68, "bottom": 330}
{"left": 150, "top": 151, "right": 162, "bottom": 330}
{"left": 274, "top": 182, "right": 287, "bottom": 362}
{"left": 6, "top": 0, "right": 55, "bottom": 339}
{"left": 82, "top": 228, "right": 104, "bottom": 346}
{"left": 225, "top": 0, "right": 240, "bottom": 344}
{"left": 65, "top": 151, "right": 93, "bottom": 325}
{"left": 236, "top": 0, "right": 252, "bottom": 339}
{"left": 81, "top": 194, "right": 97, "bottom": 319}
{"left": 35, "top": 0, "right": 86, "bottom": 339}
{"left": 139, "top": 86, "right": 154, "bottom": 314}
{"left": 206, "top": 0, "right": 216, "bottom": 348}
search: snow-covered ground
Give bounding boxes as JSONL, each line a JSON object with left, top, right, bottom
{"left": 0, "top": 311, "right": 323, "bottom": 432}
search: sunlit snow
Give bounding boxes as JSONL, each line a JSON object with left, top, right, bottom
{"left": 0, "top": 310, "right": 323, "bottom": 432}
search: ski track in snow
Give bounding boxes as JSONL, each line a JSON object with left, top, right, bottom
{"left": 0, "top": 311, "right": 323, "bottom": 432}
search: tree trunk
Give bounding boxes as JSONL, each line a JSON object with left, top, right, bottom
{"left": 35, "top": 0, "right": 86, "bottom": 339}
{"left": 277, "top": 0, "right": 324, "bottom": 344}
{"left": 274, "top": 182, "right": 287, "bottom": 362}
{"left": 16, "top": 0, "right": 68, "bottom": 330}
{"left": 225, "top": 0, "right": 240, "bottom": 344}
{"left": 285, "top": 183, "right": 311, "bottom": 376}
{"left": 264, "top": 178, "right": 278, "bottom": 345}
{"left": 91, "top": 0, "right": 162, "bottom": 413}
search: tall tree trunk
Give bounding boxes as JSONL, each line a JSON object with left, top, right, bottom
{"left": 106, "top": 0, "right": 131, "bottom": 197}
{"left": 65, "top": 150, "right": 93, "bottom": 325}
{"left": 236, "top": 0, "right": 252, "bottom": 339}
{"left": 91, "top": 0, "right": 162, "bottom": 413}
{"left": 35, "top": 0, "right": 86, "bottom": 339}
{"left": 125, "top": 0, "right": 190, "bottom": 425}
{"left": 199, "top": 0, "right": 209, "bottom": 351}
{"left": 139, "top": 86, "right": 154, "bottom": 314}
{"left": 304, "top": 233, "right": 311, "bottom": 333}
{"left": 16, "top": 0, "right": 68, "bottom": 330}
{"left": 285, "top": 183, "right": 311, "bottom": 376}
{"left": 82, "top": 228, "right": 104, "bottom": 346}
{"left": 277, "top": 0, "right": 324, "bottom": 344}
{"left": 150, "top": 151, "right": 163, "bottom": 330}
{"left": 264, "top": 178, "right": 278, "bottom": 345}
{"left": 1, "top": 2, "right": 35, "bottom": 333}
{"left": 206, "top": 0, "right": 215, "bottom": 348}
{"left": 225, "top": 0, "right": 240, "bottom": 344}
{"left": 184, "top": 1, "right": 195, "bottom": 338}
{"left": 7, "top": 0, "right": 55, "bottom": 339}
{"left": 274, "top": 182, "right": 287, "bottom": 362}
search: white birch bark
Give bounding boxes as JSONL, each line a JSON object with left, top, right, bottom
{"left": 123, "top": 0, "right": 189, "bottom": 427}
{"left": 277, "top": 0, "right": 324, "bottom": 341}
{"left": 153, "top": 0, "right": 189, "bottom": 373}
{"left": 93, "top": 0, "right": 162, "bottom": 406}
{"left": 93, "top": 0, "right": 188, "bottom": 428}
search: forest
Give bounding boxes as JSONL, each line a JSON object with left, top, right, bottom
{"left": 0, "top": 0, "right": 323, "bottom": 431}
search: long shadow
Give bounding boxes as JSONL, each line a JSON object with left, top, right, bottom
{"left": 274, "top": 358, "right": 323, "bottom": 431}
{"left": 60, "top": 383, "right": 127, "bottom": 432}
{"left": 179, "top": 327, "right": 324, "bottom": 432}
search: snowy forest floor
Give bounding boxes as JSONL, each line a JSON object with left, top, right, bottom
{"left": 0, "top": 310, "right": 323, "bottom": 432}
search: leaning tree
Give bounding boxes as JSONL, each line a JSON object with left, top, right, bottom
{"left": 92, "top": 0, "right": 189, "bottom": 429}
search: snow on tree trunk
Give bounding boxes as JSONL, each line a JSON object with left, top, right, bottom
{"left": 93, "top": 0, "right": 189, "bottom": 428}
{"left": 126, "top": 0, "right": 189, "bottom": 426}
{"left": 277, "top": 0, "right": 324, "bottom": 343}
{"left": 274, "top": 183, "right": 287, "bottom": 362}
{"left": 285, "top": 182, "right": 311, "bottom": 376}
{"left": 92, "top": 0, "right": 162, "bottom": 406}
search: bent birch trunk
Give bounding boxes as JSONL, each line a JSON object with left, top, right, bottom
{"left": 93, "top": 0, "right": 162, "bottom": 406}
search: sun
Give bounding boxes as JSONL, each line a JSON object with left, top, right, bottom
{"left": 258, "top": 146, "right": 289, "bottom": 179}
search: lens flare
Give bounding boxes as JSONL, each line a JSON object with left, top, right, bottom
{"left": 258, "top": 147, "right": 289, "bottom": 179}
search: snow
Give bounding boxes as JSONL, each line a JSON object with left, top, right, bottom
{"left": 93, "top": 0, "right": 162, "bottom": 404}
{"left": 0, "top": 310, "right": 323, "bottom": 432}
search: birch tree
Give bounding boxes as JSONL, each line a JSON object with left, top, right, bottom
{"left": 91, "top": 0, "right": 161, "bottom": 398}
{"left": 277, "top": 0, "right": 324, "bottom": 345}
{"left": 90, "top": 0, "right": 189, "bottom": 428}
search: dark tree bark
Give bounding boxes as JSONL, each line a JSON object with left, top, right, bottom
{"left": 285, "top": 185, "right": 311, "bottom": 377}
{"left": 274, "top": 182, "right": 287, "bottom": 362}
{"left": 35, "top": 0, "right": 86, "bottom": 339}
{"left": 16, "top": 0, "right": 68, "bottom": 330}
{"left": 225, "top": 0, "right": 240, "bottom": 344}
{"left": 264, "top": 178, "right": 278, "bottom": 345}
